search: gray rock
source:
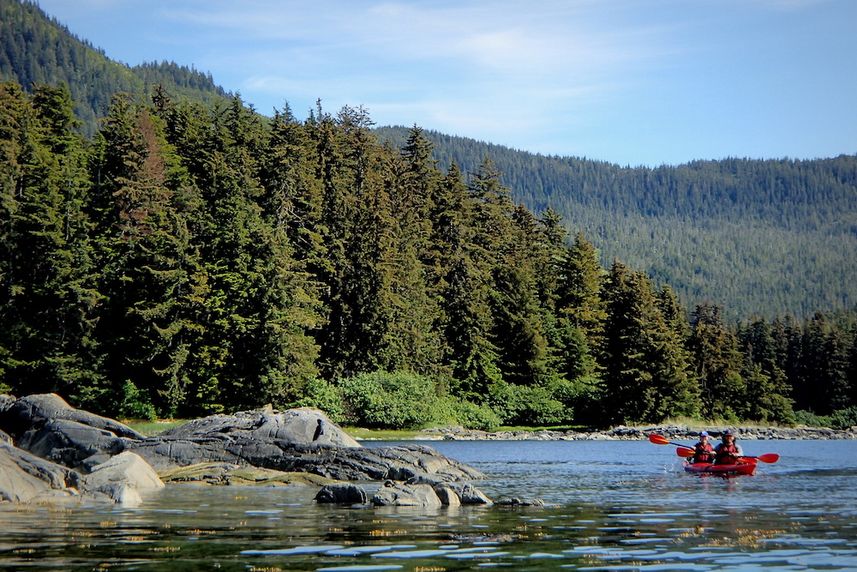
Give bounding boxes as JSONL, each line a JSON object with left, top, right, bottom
{"left": 496, "top": 497, "right": 545, "bottom": 507}
{"left": 450, "top": 483, "right": 493, "bottom": 505}
{"left": 17, "top": 418, "right": 130, "bottom": 468}
{"left": 0, "top": 394, "right": 15, "bottom": 415}
{"left": 161, "top": 407, "right": 359, "bottom": 448}
{"left": 372, "top": 481, "right": 442, "bottom": 507}
{"left": 82, "top": 451, "right": 164, "bottom": 506}
{"left": 0, "top": 442, "right": 82, "bottom": 503}
{"left": 433, "top": 485, "right": 461, "bottom": 507}
{"left": 315, "top": 483, "right": 369, "bottom": 504}
{"left": 129, "top": 427, "right": 483, "bottom": 485}
{"left": 0, "top": 394, "right": 142, "bottom": 441}
{"left": 1, "top": 395, "right": 485, "bottom": 493}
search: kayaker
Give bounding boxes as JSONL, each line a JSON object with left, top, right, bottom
{"left": 714, "top": 429, "right": 744, "bottom": 465}
{"left": 691, "top": 431, "right": 715, "bottom": 464}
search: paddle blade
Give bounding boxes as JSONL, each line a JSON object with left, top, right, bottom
{"left": 676, "top": 447, "right": 694, "bottom": 457}
{"left": 756, "top": 453, "right": 780, "bottom": 464}
{"left": 648, "top": 434, "right": 670, "bottom": 445}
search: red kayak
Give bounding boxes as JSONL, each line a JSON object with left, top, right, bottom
{"left": 684, "top": 458, "right": 757, "bottom": 476}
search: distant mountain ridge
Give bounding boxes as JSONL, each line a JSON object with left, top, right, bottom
{"left": 376, "top": 126, "right": 857, "bottom": 319}
{"left": 2, "top": 0, "right": 855, "bottom": 319}
{"left": 0, "top": 0, "right": 230, "bottom": 134}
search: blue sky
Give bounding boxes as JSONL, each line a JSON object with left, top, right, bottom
{"left": 37, "top": 0, "right": 857, "bottom": 166}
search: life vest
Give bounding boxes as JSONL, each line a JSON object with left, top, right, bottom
{"left": 693, "top": 442, "right": 715, "bottom": 463}
{"left": 715, "top": 442, "right": 740, "bottom": 465}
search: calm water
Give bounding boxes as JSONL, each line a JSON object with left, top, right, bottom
{"left": 1, "top": 440, "right": 856, "bottom": 571}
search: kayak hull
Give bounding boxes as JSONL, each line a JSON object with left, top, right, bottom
{"left": 683, "top": 460, "right": 757, "bottom": 476}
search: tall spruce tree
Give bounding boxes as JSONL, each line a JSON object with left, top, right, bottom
{"left": 437, "top": 164, "right": 501, "bottom": 399}
{"left": 738, "top": 318, "right": 794, "bottom": 422}
{"left": 689, "top": 303, "right": 746, "bottom": 420}
{"left": 601, "top": 261, "right": 699, "bottom": 423}
{"left": 0, "top": 83, "right": 104, "bottom": 404}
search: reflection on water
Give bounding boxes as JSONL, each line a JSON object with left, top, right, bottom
{"left": 1, "top": 440, "right": 856, "bottom": 570}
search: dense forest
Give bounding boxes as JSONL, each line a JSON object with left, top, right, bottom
{"left": 2, "top": 82, "right": 856, "bottom": 430}
{"left": 377, "top": 127, "right": 857, "bottom": 320}
{"left": 0, "top": 0, "right": 230, "bottom": 136}
{"left": 4, "top": 0, "right": 856, "bottom": 322}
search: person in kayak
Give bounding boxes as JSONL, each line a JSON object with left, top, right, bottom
{"left": 691, "top": 431, "right": 715, "bottom": 464}
{"left": 714, "top": 429, "right": 744, "bottom": 465}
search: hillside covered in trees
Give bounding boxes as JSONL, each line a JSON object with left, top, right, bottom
{"left": 2, "top": 82, "right": 856, "bottom": 430}
{"left": 377, "top": 127, "right": 857, "bottom": 320}
{"left": 0, "top": 0, "right": 230, "bottom": 135}
{"left": 3, "top": 0, "right": 855, "bottom": 321}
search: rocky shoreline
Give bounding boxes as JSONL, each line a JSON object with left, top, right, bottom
{"left": 415, "top": 424, "right": 857, "bottom": 441}
{"left": 0, "top": 393, "right": 490, "bottom": 508}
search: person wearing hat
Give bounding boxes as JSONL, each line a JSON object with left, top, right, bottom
{"left": 690, "top": 431, "right": 715, "bottom": 464}
{"left": 714, "top": 429, "right": 744, "bottom": 465}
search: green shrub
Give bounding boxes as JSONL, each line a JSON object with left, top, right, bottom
{"left": 487, "top": 380, "right": 570, "bottom": 426}
{"left": 118, "top": 380, "right": 157, "bottom": 421}
{"left": 794, "top": 407, "right": 857, "bottom": 429}
{"left": 339, "top": 371, "right": 439, "bottom": 429}
{"left": 293, "top": 378, "right": 345, "bottom": 424}
{"left": 829, "top": 406, "right": 857, "bottom": 429}
{"left": 453, "top": 399, "right": 501, "bottom": 431}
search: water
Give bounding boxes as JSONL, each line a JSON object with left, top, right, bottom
{"left": 1, "top": 440, "right": 856, "bottom": 570}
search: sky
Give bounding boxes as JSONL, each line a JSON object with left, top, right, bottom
{"left": 36, "top": 0, "right": 857, "bottom": 166}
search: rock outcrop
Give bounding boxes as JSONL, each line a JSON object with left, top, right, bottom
{"left": 0, "top": 442, "right": 81, "bottom": 503}
{"left": 0, "top": 393, "right": 488, "bottom": 506}
{"left": 81, "top": 451, "right": 164, "bottom": 506}
{"left": 315, "top": 483, "right": 369, "bottom": 504}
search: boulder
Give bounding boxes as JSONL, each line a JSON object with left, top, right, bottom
{"left": 160, "top": 407, "right": 359, "bottom": 448}
{"left": 315, "top": 483, "right": 369, "bottom": 504}
{"left": 0, "top": 442, "right": 81, "bottom": 503}
{"left": 433, "top": 484, "right": 461, "bottom": 507}
{"left": 450, "top": 483, "right": 493, "bottom": 505}
{"left": 81, "top": 451, "right": 164, "bottom": 506}
{"left": 16, "top": 418, "right": 128, "bottom": 468}
{"left": 0, "top": 394, "right": 142, "bottom": 440}
{"left": 496, "top": 497, "right": 545, "bottom": 507}
{"left": 372, "top": 481, "right": 442, "bottom": 507}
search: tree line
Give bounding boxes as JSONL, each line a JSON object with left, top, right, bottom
{"left": 2, "top": 82, "right": 855, "bottom": 428}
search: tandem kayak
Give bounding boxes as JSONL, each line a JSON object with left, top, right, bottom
{"left": 684, "top": 459, "right": 757, "bottom": 476}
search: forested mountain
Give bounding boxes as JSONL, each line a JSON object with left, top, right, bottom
{"left": 4, "top": 0, "right": 855, "bottom": 319}
{"left": 0, "top": 0, "right": 230, "bottom": 135}
{"left": 376, "top": 127, "right": 857, "bottom": 319}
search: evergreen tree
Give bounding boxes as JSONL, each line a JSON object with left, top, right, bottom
{"left": 688, "top": 304, "right": 745, "bottom": 420}
{"left": 601, "top": 261, "right": 699, "bottom": 423}
{"left": 738, "top": 318, "right": 795, "bottom": 422}
{"left": 437, "top": 165, "right": 501, "bottom": 399}
{"left": 0, "top": 83, "right": 104, "bottom": 404}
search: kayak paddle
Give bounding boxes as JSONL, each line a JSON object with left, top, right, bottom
{"left": 741, "top": 453, "right": 780, "bottom": 464}
{"left": 648, "top": 433, "right": 693, "bottom": 451}
{"left": 652, "top": 433, "right": 780, "bottom": 464}
{"left": 675, "top": 447, "right": 779, "bottom": 464}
